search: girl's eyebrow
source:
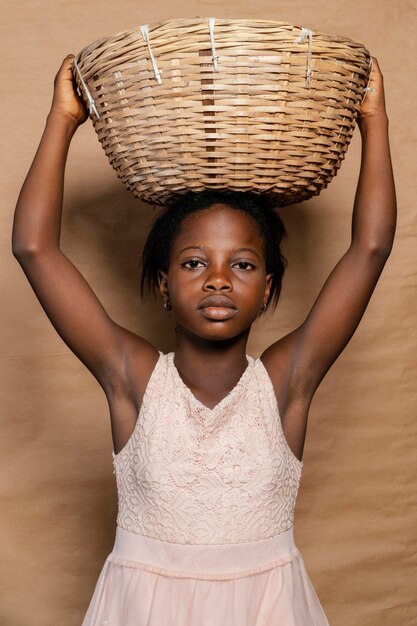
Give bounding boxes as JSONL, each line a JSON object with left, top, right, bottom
{"left": 178, "top": 246, "right": 206, "bottom": 254}
{"left": 178, "top": 245, "right": 262, "bottom": 260}
{"left": 233, "top": 247, "right": 262, "bottom": 260}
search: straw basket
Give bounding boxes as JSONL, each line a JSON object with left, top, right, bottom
{"left": 73, "top": 18, "right": 371, "bottom": 206}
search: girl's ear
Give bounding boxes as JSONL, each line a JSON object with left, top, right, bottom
{"left": 157, "top": 270, "right": 169, "bottom": 299}
{"left": 264, "top": 273, "right": 273, "bottom": 304}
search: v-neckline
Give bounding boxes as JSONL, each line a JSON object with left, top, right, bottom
{"left": 169, "top": 352, "right": 253, "bottom": 416}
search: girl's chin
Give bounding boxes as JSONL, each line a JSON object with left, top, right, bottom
{"left": 176, "top": 320, "right": 252, "bottom": 344}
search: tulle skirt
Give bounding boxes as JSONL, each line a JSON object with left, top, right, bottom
{"left": 82, "top": 526, "right": 329, "bottom": 625}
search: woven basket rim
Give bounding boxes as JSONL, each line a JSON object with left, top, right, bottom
{"left": 76, "top": 17, "right": 369, "bottom": 63}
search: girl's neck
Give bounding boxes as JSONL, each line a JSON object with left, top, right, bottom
{"left": 173, "top": 328, "right": 250, "bottom": 396}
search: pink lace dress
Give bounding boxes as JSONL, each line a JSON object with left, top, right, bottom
{"left": 82, "top": 352, "right": 329, "bottom": 625}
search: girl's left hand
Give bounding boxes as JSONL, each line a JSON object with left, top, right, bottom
{"left": 50, "top": 54, "right": 88, "bottom": 127}
{"left": 358, "top": 57, "right": 387, "bottom": 123}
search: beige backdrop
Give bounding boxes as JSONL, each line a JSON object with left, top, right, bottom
{"left": 2, "top": 1, "right": 416, "bottom": 625}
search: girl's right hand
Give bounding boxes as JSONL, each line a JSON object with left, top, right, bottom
{"left": 50, "top": 54, "right": 88, "bottom": 127}
{"left": 358, "top": 57, "right": 387, "bottom": 124}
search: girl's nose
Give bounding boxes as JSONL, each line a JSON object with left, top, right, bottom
{"left": 203, "top": 269, "right": 232, "bottom": 291}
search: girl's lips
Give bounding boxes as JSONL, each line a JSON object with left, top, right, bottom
{"left": 198, "top": 306, "right": 238, "bottom": 320}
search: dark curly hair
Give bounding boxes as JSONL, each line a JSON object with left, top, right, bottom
{"left": 140, "top": 190, "right": 287, "bottom": 312}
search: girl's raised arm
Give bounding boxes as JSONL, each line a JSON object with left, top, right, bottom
{"left": 262, "top": 58, "right": 397, "bottom": 456}
{"left": 12, "top": 55, "right": 156, "bottom": 397}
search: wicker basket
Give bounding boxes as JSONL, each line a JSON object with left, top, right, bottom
{"left": 73, "top": 18, "right": 371, "bottom": 206}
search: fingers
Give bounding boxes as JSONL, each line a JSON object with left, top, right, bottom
{"left": 58, "top": 54, "right": 75, "bottom": 72}
{"left": 54, "top": 54, "right": 75, "bottom": 82}
{"left": 364, "top": 57, "right": 383, "bottom": 94}
{"left": 371, "top": 56, "right": 380, "bottom": 70}
{"left": 360, "top": 55, "right": 386, "bottom": 115}
{"left": 370, "top": 56, "right": 383, "bottom": 79}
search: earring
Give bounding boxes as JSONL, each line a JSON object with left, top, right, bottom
{"left": 261, "top": 303, "right": 267, "bottom": 312}
{"left": 164, "top": 301, "right": 172, "bottom": 310}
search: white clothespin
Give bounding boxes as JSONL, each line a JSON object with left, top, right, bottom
{"left": 141, "top": 24, "right": 163, "bottom": 84}
{"left": 209, "top": 17, "right": 219, "bottom": 71}
{"left": 73, "top": 57, "right": 100, "bottom": 118}
{"left": 295, "top": 27, "right": 313, "bottom": 88}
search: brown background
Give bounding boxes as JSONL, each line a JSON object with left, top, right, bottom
{"left": 2, "top": 1, "right": 416, "bottom": 625}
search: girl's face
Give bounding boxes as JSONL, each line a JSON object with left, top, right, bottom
{"left": 158, "top": 204, "right": 273, "bottom": 342}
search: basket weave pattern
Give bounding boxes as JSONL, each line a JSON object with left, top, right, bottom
{"left": 73, "top": 18, "right": 371, "bottom": 206}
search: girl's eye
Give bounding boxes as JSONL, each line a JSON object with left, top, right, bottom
{"left": 234, "top": 261, "right": 255, "bottom": 270}
{"left": 182, "top": 260, "right": 205, "bottom": 269}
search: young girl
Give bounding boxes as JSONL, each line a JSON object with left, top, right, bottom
{"left": 12, "top": 54, "right": 396, "bottom": 625}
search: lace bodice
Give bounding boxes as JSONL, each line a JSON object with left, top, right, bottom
{"left": 112, "top": 352, "right": 303, "bottom": 545}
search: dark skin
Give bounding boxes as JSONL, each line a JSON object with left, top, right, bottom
{"left": 12, "top": 55, "right": 396, "bottom": 461}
